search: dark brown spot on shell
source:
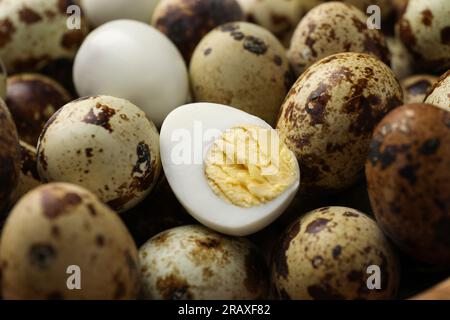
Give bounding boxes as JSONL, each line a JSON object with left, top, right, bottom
{"left": 131, "top": 142, "right": 155, "bottom": 192}
{"left": 156, "top": 274, "right": 193, "bottom": 300}
{"left": 195, "top": 237, "right": 221, "bottom": 249}
{"left": 243, "top": 36, "right": 268, "bottom": 55}
{"left": 306, "top": 83, "right": 330, "bottom": 126}
{"left": 273, "top": 55, "right": 282, "bottom": 66}
{"left": 367, "top": 139, "right": 410, "bottom": 170}
{"left": 0, "top": 18, "right": 16, "bottom": 48}
{"left": 421, "top": 9, "right": 433, "bottom": 27}
{"left": 29, "top": 243, "right": 56, "bottom": 270}
{"left": 332, "top": 245, "right": 342, "bottom": 259}
{"left": 19, "top": 7, "right": 42, "bottom": 24}
{"left": 61, "top": 30, "right": 84, "bottom": 50}
{"left": 343, "top": 211, "right": 359, "bottom": 218}
{"left": 41, "top": 190, "right": 82, "bottom": 219}
{"left": 85, "top": 148, "right": 93, "bottom": 158}
{"left": 204, "top": 48, "right": 212, "bottom": 56}
{"left": 83, "top": 103, "right": 116, "bottom": 133}
{"left": 419, "top": 138, "right": 440, "bottom": 155}
{"left": 95, "top": 235, "right": 105, "bottom": 247}
{"left": 306, "top": 218, "right": 329, "bottom": 234}
{"left": 398, "top": 164, "right": 420, "bottom": 185}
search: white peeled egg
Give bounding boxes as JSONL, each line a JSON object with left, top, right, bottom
{"left": 80, "top": 0, "right": 160, "bottom": 27}
{"left": 160, "top": 103, "right": 300, "bottom": 236}
{"left": 73, "top": 20, "right": 189, "bottom": 127}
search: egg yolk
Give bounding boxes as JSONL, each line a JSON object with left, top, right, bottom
{"left": 204, "top": 125, "right": 298, "bottom": 208}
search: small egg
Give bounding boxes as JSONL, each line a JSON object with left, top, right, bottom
{"left": 386, "top": 37, "right": 413, "bottom": 80}
{"left": 398, "top": 0, "right": 450, "bottom": 72}
{"left": 0, "top": 98, "right": 20, "bottom": 213}
{"left": 272, "top": 207, "right": 400, "bottom": 300}
{"left": 366, "top": 103, "right": 450, "bottom": 265}
{"left": 160, "top": 103, "right": 300, "bottom": 236}
{"left": 37, "top": 95, "right": 161, "bottom": 213}
{"left": 288, "top": 2, "right": 390, "bottom": 76}
{"left": 190, "top": 22, "right": 293, "bottom": 126}
{"left": 277, "top": 52, "right": 403, "bottom": 194}
{"left": 80, "top": 0, "right": 160, "bottom": 28}
{"left": 0, "top": 0, "right": 88, "bottom": 73}
{"left": 401, "top": 74, "right": 438, "bottom": 104}
{"left": 152, "top": 0, "right": 244, "bottom": 62}
{"left": 0, "top": 59, "right": 6, "bottom": 98}
{"left": 424, "top": 70, "right": 450, "bottom": 111}
{"left": 5, "top": 73, "right": 72, "bottom": 146}
{"left": 139, "top": 225, "right": 269, "bottom": 300}
{"left": 73, "top": 20, "right": 189, "bottom": 127}
{"left": 0, "top": 183, "right": 140, "bottom": 299}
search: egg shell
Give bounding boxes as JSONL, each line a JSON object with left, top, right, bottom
{"left": 152, "top": 0, "right": 244, "bottom": 62}
{"left": 73, "top": 20, "right": 189, "bottom": 128}
{"left": 366, "top": 103, "right": 450, "bottom": 265}
{"left": 272, "top": 207, "right": 400, "bottom": 300}
{"left": 386, "top": 36, "right": 413, "bottom": 80}
{"left": 277, "top": 52, "right": 403, "bottom": 193}
{"left": 398, "top": 0, "right": 450, "bottom": 72}
{"left": 0, "top": 183, "right": 140, "bottom": 299}
{"left": 424, "top": 70, "right": 450, "bottom": 111}
{"left": 0, "top": 0, "right": 88, "bottom": 73}
{"left": 190, "top": 22, "right": 294, "bottom": 126}
{"left": 5, "top": 73, "right": 72, "bottom": 146}
{"left": 401, "top": 74, "right": 438, "bottom": 104}
{"left": 80, "top": 0, "right": 160, "bottom": 28}
{"left": 0, "top": 98, "right": 20, "bottom": 213}
{"left": 37, "top": 95, "right": 161, "bottom": 213}
{"left": 160, "top": 103, "right": 300, "bottom": 236}
{"left": 139, "top": 225, "right": 269, "bottom": 300}
{"left": 288, "top": 2, "right": 390, "bottom": 75}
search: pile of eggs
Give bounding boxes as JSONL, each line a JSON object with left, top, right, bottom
{"left": 0, "top": 0, "right": 449, "bottom": 300}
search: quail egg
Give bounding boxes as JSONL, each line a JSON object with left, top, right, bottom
{"left": 401, "top": 74, "right": 438, "bottom": 104}
{"left": 272, "top": 207, "right": 400, "bottom": 300}
{"left": 0, "top": 98, "right": 20, "bottom": 213}
{"left": 152, "top": 0, "right": 244, "bottom": 62}
{"left": 73, "top": 20, "right": 189, "bottom": 127}
{"left": 386, "top": 37, "right": 413, "bottom": 80}
{"left": 190, "top": 22, "right": 293, "bottom": 126}
{"left": 0, "top": 0, "right": 88, "bottom": 73}
{"left": 0, "top": 59, "right": 6, "bottom": 98}
{"left": 37, "top": 95, "right": 161, "bottom": 213}
{"left": 5, "top": 73, "right": 72, "bottom": 146}
{"left": 366, "top": 103, "right": 450, "bottom": 266}
{"left": 160, "top": 103, "right": 300, "bottom": 236}
{"left": 0, "top": 183, "right": 140, "bottom": 299}
{"left": 139, "top": 225, "right": 269, "bottom": 300}
{"left": 80, "top": 0, "right": 160, "bottom": 28}
{"left": 288, "top": 2, "right": 390, "bottom": 75}
{"left": 277, "top": 52, "right": 403, "bottom": 194}
{"left": 398, "top": 0, "right": 450, "bottom": 72}
{"left": 424, "top": 70, "right": 450, "bottom": 111}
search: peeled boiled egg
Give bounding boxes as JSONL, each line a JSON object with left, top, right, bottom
{"left": 160, "top": 103, "right": 300, "bottom": 236}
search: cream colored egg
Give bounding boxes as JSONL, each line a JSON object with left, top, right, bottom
{"left": 37, "top": 95, "right": 161, "bottom": 213}
{"left": 424, "top": 70, "right": 450, "bottom": 111}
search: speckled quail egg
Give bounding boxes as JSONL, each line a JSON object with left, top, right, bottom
{"left": 152, "top": 0, "right": 244, "bottom": 62}
{"left": 288, "top": 2, "right": 390, "bottom": 75}
{"left": 401, "top": 74, "right": 438, "bottom": 104}
{"left": 37, "top": 95, "right": 161, "bottom": 213}
{"left": 190, "top": 22, "right": 294, "bottom": 126}
{"left": 277, "top": 52, "right": 403, "bottom": 194}
{"left": 80, "top": 0, "right": 160, "bottom": 28}
{"left": 236, "top": 0, "right": 306, "bottom": 46}
{"left": 398, "top": 0, "right": 450, "bottom": 72}
{"left": 10, "top": 141, "right": 41, "bottom": 204}
{"left": 366, "top": 103, "right": 450, "bottom": 266}
{"left": 5, "top": 73, "right": 72, "bottom": 146}
{"left": 424, "top": 70, "right": 450, "bottom": 111}
{"left": 0, "top": 0, "right": 88, "bottom": 73}
{"left": 386, "top": 37, "right": 413, "bottom": 80}
{"left": 0, "top": 59, "right": 6, "bottom": 98}
{"left": 73, "top": 20, "right": 189, "bottom": 128}
{"left": 0, "top": 183, "right": 140, "bottom": 299}
{"left": 272, "top": 207, "right": 400, "bottom": 300}
{"left": 160, "top": 103, "right": 300, "bottom": 236}
{"left": 0, "top": 98, "right": 20, "bottom": 213}
{"left": 139, "top": 225, "right": 269, "bottom": 300}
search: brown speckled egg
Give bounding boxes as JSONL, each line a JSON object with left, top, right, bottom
{"left": 151, "top": 0, "right": 244, "bottom": 62}
{"left": 190, "top": 22, "right": 294, "bottom": 126}
{"left": 272, "top": 207, "right": 399, "bottom": 300}
{"left": 0, "top": 0, "right": 88, "bottom": 73}
{"left": 0, "top": 59, "right": 6, "bottom": 98}
{"left": 386, "top": 37, "right": 413, "bottom": 80}
{"left": 424, "top": 70, "right": 450, "bottom": 111}
{"left": 37, "top": 95, "right": 161, "bottom": 213}
{"left": 10, "top": 141, "right": 41, "bottom": 204}
{"left": 366, "top": 103, "right": 450, "bottom": 265}
{"left": 398, "top": 0, "right": 450, "bottom": 72}
{"left": 0, "top": 183, "right": 140, "bottom": 299}
{"left": 139, "top": 225, "right": 269, "bottom": 300}
{"left": 0, "top": 98, "right": 20, "bottom": 213}
{"left": 401, "top": 74, "right": 438, "bottom": 104}
{"left": 288, "top": 2, "right": 390, "bottom": 75}
{"left": 6, "top": 73, "right": 72, "bottom": 146}
{"left": 276, "top": 52, "right": 403, "bottom": 194}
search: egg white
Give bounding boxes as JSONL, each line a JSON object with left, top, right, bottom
{"left": 160, "top": 103, "right": 300, "bottom": 236}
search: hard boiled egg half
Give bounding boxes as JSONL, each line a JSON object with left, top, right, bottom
{"left": 160, "top": 103, "right": 300, "bottom": 236}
